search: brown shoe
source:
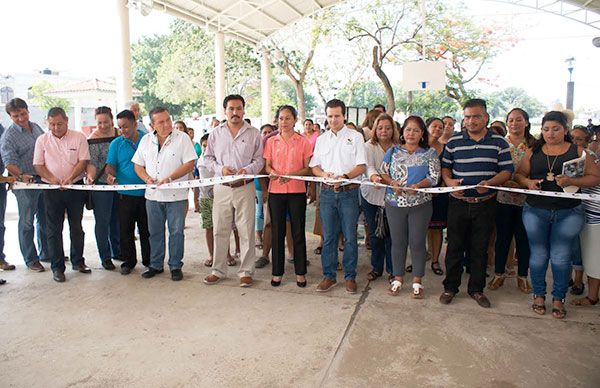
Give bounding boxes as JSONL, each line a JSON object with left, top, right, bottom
{"left": 53, "top": 271, "right": 66, "bottom": 283}
{"left": 487, "top": 274, "right": 505, "bottom": 290}
{"left": 470, "top": 292, "right": 491, "bottom": 308}
{"left": 27, "top": 261, "right": 45, "bottom": 272}
{"left": 203, "top": 274, "right": 221, "bottom": 285}
{"left": 517, "top": 277, "right": 532, "bottom": 294}
{"left": 345, "top": 279, "right": 357, "bottom": 294}
{"left": 316, "top": 278, "right": 337, "bottom": 292}
{"left": 240, "top": 276, "right": 253, "bottom": 287}
{"left": 0, "top": 260, "right": 16, "bottom": 271}
{"left": 74, "top": 264, "right": 92, "bottom": 274}
{"left": 439, "top": 291, "right": 456, "bottom": 305}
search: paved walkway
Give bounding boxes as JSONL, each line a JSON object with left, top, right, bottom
{"left": 0, "top": 195, "right": 598, "bottom": 387}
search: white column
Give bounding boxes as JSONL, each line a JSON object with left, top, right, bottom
{"left": 261, "top": 51, "right": 272, "bottom": 125}
{"left": 215, "top": 31, "right": 225, "bottom": 119}
{"left": 74, "top": 99, "right": 82, "bottom": 131}
{"left": 116, "top": 0, "right": 133, "bottom": 110}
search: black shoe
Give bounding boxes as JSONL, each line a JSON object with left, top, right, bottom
{"left": 101, "top": 259, "right": 116, "bottom": 270}
{"left": 570, "top": 283, "right": 585, "bottom": 295}
{"left": 297, "top": 280, "right": 307, "bottom": 288}
{"left": 470, "top": 292, "right": 491, "bottom": 308}
{"left": 142, "top": 267, "right": 163, "bottom": 278}
{"left": 271, "top": 278, "right": 281, "bottom": 287}
{"left": 0, "top": 279, "right": 6, "bottom": 285}
{"left": 439, "top": 291, "right": 456, "bottom": 305}
{"left": 53, "top": 271, "right": 66, "bottom": 283}
{"left": 171, "top": 269, "right": 183, "bottom": 281}
{"left": 74, "top": 264, "right": 92, "bottom": 274}
{"left": 120, "top": 266, "right": 132, "bottom": 275}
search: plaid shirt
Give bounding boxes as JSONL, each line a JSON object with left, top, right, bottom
{"left": 0, "top": 121, "right": 45, "bottom": 175}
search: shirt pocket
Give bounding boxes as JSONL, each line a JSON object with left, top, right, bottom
{"left": 67, "top": 148, "right": 79, "bottom": 166}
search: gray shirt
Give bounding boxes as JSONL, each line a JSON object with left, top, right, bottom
{"left": 0, "top": 121, "right": 45, "bottom": 175}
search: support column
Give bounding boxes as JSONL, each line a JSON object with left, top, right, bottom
{"left": 215, "top": 31, "right": 225, "bottom": 119}
{"left": 115, "top": 0, "right": 133, "bottom": 110}
{"left": 261, "top": 51, "right": 272, "bottom": 125}
{"left": 74, "top": 99, "right": 82, "bottom": 131}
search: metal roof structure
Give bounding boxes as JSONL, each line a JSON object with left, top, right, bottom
{"left": 494, "top": 0, "right": 600, "bottom": 30}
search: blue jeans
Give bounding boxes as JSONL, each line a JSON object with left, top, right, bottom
{"left": 571, "top": 237, "right": 583, "bottom": 271}
{"left": 360, "top": 193, "right": 392, "bottom": 275}
{"left": 319, "top": 187, "right": 360, "bottom": 280}
{"left": 255, "top": 189, "right": 264, "bottom": 231}
{"left": 13, "top": 189, "right": 48, "bottom": 265}
{"left": 146, "top": 200, "right": 186, "bottom": 271}
{"left": 522, "top": 204, "right": 584, "bottom": 300}
{"left": 91, "top": 190, "right": 120, "bottom": 261}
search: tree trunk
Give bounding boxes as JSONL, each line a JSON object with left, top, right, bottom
{"left": 294, "top": 81, "right": 306, "bottom": 123}
{"left": 371, "top": 46, "right": 395, "bottom": 114}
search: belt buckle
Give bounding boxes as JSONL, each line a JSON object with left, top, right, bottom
{"left": 333, "top": 185, "right": 342, "bottom": 193}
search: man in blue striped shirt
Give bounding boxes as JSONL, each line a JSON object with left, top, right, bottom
{"left": 439, "top": 98, "right": 513, "bottom": 308}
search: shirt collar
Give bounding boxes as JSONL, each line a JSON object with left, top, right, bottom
{"left": 461, "top": 128, "right": 492, "bottom": 142}
{"left": 326, "top": 126, "right": 348, "bottom": 138}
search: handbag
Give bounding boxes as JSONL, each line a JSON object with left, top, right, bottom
{"left": 374, "top": 206, "right": 389, "bottom": 239}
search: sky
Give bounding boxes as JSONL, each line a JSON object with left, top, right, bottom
{"left": 1, "top": 0, "right": 599, "bottom": 116}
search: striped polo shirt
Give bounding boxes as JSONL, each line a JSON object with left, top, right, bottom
{"left": 441, "top": 129, "right": 514, "bottom": 198}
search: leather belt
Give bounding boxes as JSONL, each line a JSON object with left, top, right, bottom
{"left": 322, "top": 183, "right": 360, "bottom": 193}
{"left": 451, "top": 193, "right": 496, "bottom": 203}
{"left": 222, "top": 179, "right": 253, "bottom": 188}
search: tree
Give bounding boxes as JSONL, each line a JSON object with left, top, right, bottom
{"left": 485, "top": 87, "right": 545, "bottom": 119}
{"left": 29, "top": 80, "right": 70, "bottom": 112}
{"left": 396, "top": 89, "right": 461, "bottom": 119}
{"left": 345, "top": 0, "right": 422, "bottom": 114}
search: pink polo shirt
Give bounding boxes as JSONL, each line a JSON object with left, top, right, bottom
{"left": 33, "top": 130, "right": 90, "bottom": 182}
{"left": 263, "top": 132, "right": 313, "bottom": 194}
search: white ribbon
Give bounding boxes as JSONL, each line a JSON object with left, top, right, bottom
{"left": 12, "top": 174, "right": 600, "bottom": 202}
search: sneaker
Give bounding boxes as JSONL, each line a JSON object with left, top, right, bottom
{"left": 171, "top": 269, "right": 183, "bottom": 281}
{"left": 439, "top": 291, "right": 456, "bottom": 305}
{"left": 240, "top": 276, "right": 253, "bottom": 287}
{"left": 27, "top": 261, "right": 45, "bottom": 272}
{"left": 470, "top": 292, "right": 491, "bottom": 308}
{"left": 316, "top": 278, "right": 337, "bottom": 292}
{"left": 255, "top": 256, "right": 270, "bottom": 268}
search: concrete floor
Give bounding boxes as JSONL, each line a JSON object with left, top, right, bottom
{"left": 0, "top": 195, "right": 599, "bottom": 387}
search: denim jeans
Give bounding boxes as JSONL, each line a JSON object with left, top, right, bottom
{"left": 255, "top": 189, "right": 264, "bottom": 231}
{"left": 571, "top": 237, "right": 583, "bottom": 271}
{"left": 13, "top": 189, "right": 48, "bottom": 265}
{"left": 494, "top": 203, "right": 530, "bottom": 277}
{"left": 43, "top": 189, "right": 86, "bottom": 273}
{"left": 118, "top": 194, "right": 150, "bottom": 269}
{"left": 360, "top": 193, "right": 392, "bottom": 275}
{"left": 146, "top": 200, "right": 187, "bottom": 271}
{"left": 0, "top": 183, "right": 6, "bottom": 261}
{"left": 91, "top": 190, "right": 120, "bottom": 261}
{"left": 319, "top": 187, "right": 360, "bottom": 280}
{"left": 522, "top": 204, "right": 584, "bottom": 300}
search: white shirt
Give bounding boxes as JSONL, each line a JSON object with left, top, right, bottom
{"left": 360, "top": 142, "right": 388, "bottom": 206}
{"left": 309, "top": 126, "right": 367, "bottom": 177}
{"left": 132, "top": 129, "right": 198, "bottom": 202}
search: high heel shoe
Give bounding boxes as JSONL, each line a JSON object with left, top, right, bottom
{"left": 296, "top": 276, "right": 307, "bottom": 288}
{"left": 271, "top": 277, "right": 281, "bottom": 287}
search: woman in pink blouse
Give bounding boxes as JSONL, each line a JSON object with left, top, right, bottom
{"left": 264, "top": 105, "right": 313, "bottom": 287}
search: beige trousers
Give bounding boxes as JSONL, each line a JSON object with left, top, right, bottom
{"left": 212, "top": 183, "right": 256, "bottom": 278}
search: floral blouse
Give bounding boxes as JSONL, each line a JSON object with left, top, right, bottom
{"left": 381, "top": 146, "right": 440, "bottom": 207}
{"left": 497, "top": 137, "right": 527, "bottom": 206}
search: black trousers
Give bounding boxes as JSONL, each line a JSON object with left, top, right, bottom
{"left": 443, "top": 197, "right": 496, "bottom": 294}
{"left": 43, "top": 188, "right": 85, "bottom": 273}
{"left": 269, "top": 193, "right": 307, "bottom": 276}
{"left": 118, "top": 194, "right": 150, "bottom": 269}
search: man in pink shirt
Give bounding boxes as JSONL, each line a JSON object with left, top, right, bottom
{"left": 33, "top": 107, "right": 90, "bottom": 282}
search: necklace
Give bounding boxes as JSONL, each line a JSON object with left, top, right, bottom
{"left": 546, "top": 153, "right": 558, "bottom": 181}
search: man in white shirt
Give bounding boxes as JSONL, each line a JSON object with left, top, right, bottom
{"left": 309, "top": 99, "right": 366, "bottom": 293}
{"left": 132, "top": 107, "right": 197, "bottom": 281}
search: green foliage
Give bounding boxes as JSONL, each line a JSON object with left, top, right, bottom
{"left": 396, "top": 89, "right": 462, "bottom": 119}
{"left": 29, "top": 80, "right": 70, "bottom": 112}
{"left": 485, "top": 87, "right": 545, "bottom": 119}
{"left": 337, "top": 80, "right": 385, "bottom": 108}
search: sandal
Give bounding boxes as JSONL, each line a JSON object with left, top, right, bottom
{"left": 314, "top": 246, "right": 322, "bottom": 255}
{"left": 570, "top": 296, "right": 599, "bottom": 306}
{"left": 488, "top": 274, "right": 505, "bottom": 290}
{"left": 388, "top": 280, "right": 402, "bottom": 296}
{"left": 406, "top": 265, "right": 412, "bottom": 273}
{"left": 412, "top": 283, "right": 424, "bottom": 299}
{"left": 517, "top": 277, "right": 532, "bottom": 294}
{"left": 367, "top": 271, "right": 382, "bottom": 281}
{"left": 204, "top": 258, "right": 213, "bottom": 267}
{"left": 552, "top": 298, "right": 567, "bottom": 319}
{"left": 431, "top": 262, "right": 444, "bottom": 276}
{"left": 532, "top": 295, "right": 546, "bottom": 315}
{"left": 227, "top": 256, "right": 237, "bottom": 266}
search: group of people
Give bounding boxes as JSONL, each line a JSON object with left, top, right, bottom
{"left": 0, "top": 95, "right": 599, "bottom": 320}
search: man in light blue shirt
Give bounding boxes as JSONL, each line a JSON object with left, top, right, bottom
{"left": 106, "top": 109, "right": 150, "bottom": 275}
{"left": 0, "top": 98, "right": 48, "bottom": 271}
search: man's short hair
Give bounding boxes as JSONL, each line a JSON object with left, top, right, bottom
{"left": 463, "top": 98, "right": 487, "bottom": 111}
{"left": 373, "top": 104, "right": 386, "bottom": 111}
{"left": 5, "top": 98, "right": 28, "bottom": 115}
{"left": 116, "top": 109, "right": 136, "bottom": 122}
{"left": 325, "top": 99, "right": 346, "bottom": 116}
{"left": 223, "top": 94, "right": 245, "bottom": 109}
{"left": 200, "top": 133, "right": 210, "bottom": 142}
{"left": 124, "top": 100, "right": 139, "bottom": 109}
{"left": 47, "top": 107, "right": 67, "bottom": 120}
{"left": 148, "top": 107, "right": 169, "bottom": 123}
